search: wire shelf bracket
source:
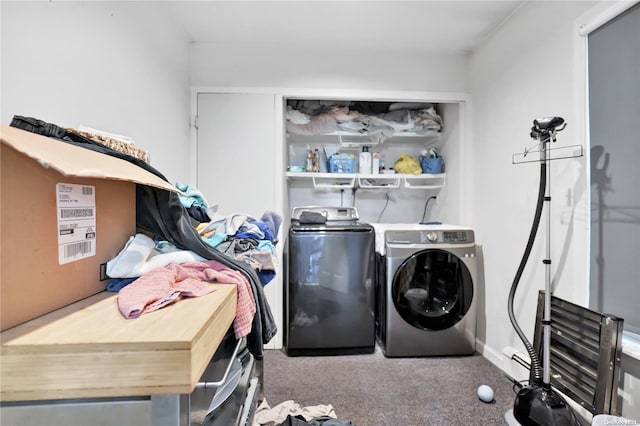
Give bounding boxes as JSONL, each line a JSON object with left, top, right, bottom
{"left": 512, "top": 144, "right": 583, "bottom": 165}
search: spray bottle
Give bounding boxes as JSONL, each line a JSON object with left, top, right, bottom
{"left": 372, "top": 150, "right": 381, "bottom": 174}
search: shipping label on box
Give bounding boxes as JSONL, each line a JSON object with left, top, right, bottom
{"left": 56, "top": 183, "right": 97, "bottom": 264}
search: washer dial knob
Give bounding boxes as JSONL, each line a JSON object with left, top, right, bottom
{"left": 426, "top": 231, "right": 438, "bottom": 242}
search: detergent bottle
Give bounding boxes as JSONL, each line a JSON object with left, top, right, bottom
{"left": 359, "top": 146, "right": 372, "bottom": 174}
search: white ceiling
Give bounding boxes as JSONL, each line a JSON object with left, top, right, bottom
{"left": 164, "top": 1, "right": 525, "bottom": 55}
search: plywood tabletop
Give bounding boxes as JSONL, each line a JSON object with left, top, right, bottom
{"left": 0, "top": 284, "right": 237, "bottom": 401}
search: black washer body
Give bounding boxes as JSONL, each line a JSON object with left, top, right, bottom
{"left": 284, "top": 218, "right": 375, "bottom": 356}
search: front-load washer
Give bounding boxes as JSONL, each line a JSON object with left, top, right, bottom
{"left": 372, "top": 224, "right": 478, "bottom": 357}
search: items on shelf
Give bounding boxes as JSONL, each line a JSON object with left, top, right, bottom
{"left": 372, "top": 150, "right": 381, "bottom": 174}
{"left": 285, "top": 100, "right": 443, "bottom": 142}
{"left": 359, "top": 146, "right": 372, "bottom": 174}
{"left": 393, "top": 154, "right": 422, "bottom": 174}
{"left": 305, "top": 148, "right": 320, "bottom": 172}
{"left": 419, "top": 148, "right": 443, "bottom": 174}
{"left": 327, "top": 153, "right": 356, "bottom": 173}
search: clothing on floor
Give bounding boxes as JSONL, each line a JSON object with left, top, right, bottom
{"left": 276, "top": 415, "right": 355, "bottom": 426}
{"left": 253, "top": 400, "right": 338, "bottom": 426}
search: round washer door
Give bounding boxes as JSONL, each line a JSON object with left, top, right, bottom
{"left": 392, "top": 248, "right": 473, "bottom": 331}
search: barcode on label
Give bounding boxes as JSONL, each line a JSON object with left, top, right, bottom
{"left": 60, "top": 208, "right": 94, "bottom": 219}
{"left": 64, "top": 241, "right": 93, "bottom": 258}
{"left": 82, "top": 186, "right": 93, "bottom": 195}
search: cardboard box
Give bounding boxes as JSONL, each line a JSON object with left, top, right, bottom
{"left": 1, "top": 125, "right": 179, "bottom": 331}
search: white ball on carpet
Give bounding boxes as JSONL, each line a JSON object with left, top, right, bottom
{"left": 477, "top": 384, "right": 495, "bottom": 403}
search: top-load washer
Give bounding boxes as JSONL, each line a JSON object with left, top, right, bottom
{"left": 284, "top": 206, "right": 375, "bottom": 356}
{"left": 372, "top": 223, "right": 478, "bottom": 357}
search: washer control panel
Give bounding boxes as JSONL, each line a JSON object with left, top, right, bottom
{"left": 441, "top": 230, "right": 469, "bottom": 243}
{"left": 291, "top": 206, "right": 359, "bottom": 221}
{"left": 386, "top": 229, "right": 475, "bottom": 245}
{"left": 420, "top": 229, "right": 473, "bottom": 244}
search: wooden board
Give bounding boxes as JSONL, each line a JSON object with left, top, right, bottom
{"left": 0, "top": 285, "right": 237, "bottom": 401}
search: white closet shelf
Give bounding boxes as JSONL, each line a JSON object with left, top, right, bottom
{"left": 283, "top": 172, "right": 355, "bottom": 189}
{"left": 403, "top": 173, "right": 446, "bottom": 189}
{"left": 311, "top": 174, "right": 356, "bottom": 189}
{"left": 357, "top": 175, "right": 402, "bottom": 189}
{"left": 285, "top": 172, "right": 445, "bottom": 190}
{"left": 287, "top": 131, "right": 441, "bottom": 147}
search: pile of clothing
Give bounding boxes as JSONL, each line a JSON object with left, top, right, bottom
{"left": 175, "top": 182, "right": 282, "bottom": 287}
{"left": 106, "top": 233, "right": 257, "bottom": 339}
{"left": 285, "top": 100, "right": 443, "bottom": 144}
{"left": 253, "top": 400, "right": 355, "bottom": 426}
{"left": 106, "top": 181, "right": 282, "bottom": 340}
{"left": 10, "top": 115, "right": 278, "bottom": 360}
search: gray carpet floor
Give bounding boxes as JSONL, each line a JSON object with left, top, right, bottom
{"left": 261, "top": 346, "right": 515, "bottom": 426}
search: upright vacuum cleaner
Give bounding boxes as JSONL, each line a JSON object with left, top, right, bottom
{"left": 508, "top": 117, "right": 580, "bottom": 426}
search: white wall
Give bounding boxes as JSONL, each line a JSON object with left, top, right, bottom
{"left": 470, "top": 0, "right": 639, "bottom": 420}
{"left": 0, "top": 2, "right": 192, "bottom": 184}
{"left": 469, "top": 0, "right": 594, "bottom": 369}
{"left": 191, "top": 43, "right": 469, "bottom": 92}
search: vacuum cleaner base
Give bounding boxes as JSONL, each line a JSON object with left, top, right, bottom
{"left": 513, "top": 384, "right": 580, "bottom": 426}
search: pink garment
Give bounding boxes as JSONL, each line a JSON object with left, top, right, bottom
{"left": 327, "top": 106, "right": 361, "bottom": 122}
{"left": 117, "top": 260, "right": 256, "bottom": 338}
{"left": 286, "top": 112, "right": 338, "bottom": 135}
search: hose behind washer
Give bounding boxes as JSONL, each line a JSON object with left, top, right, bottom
{"left": 507, "top": 159, "right": 546, "bottom": 384}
